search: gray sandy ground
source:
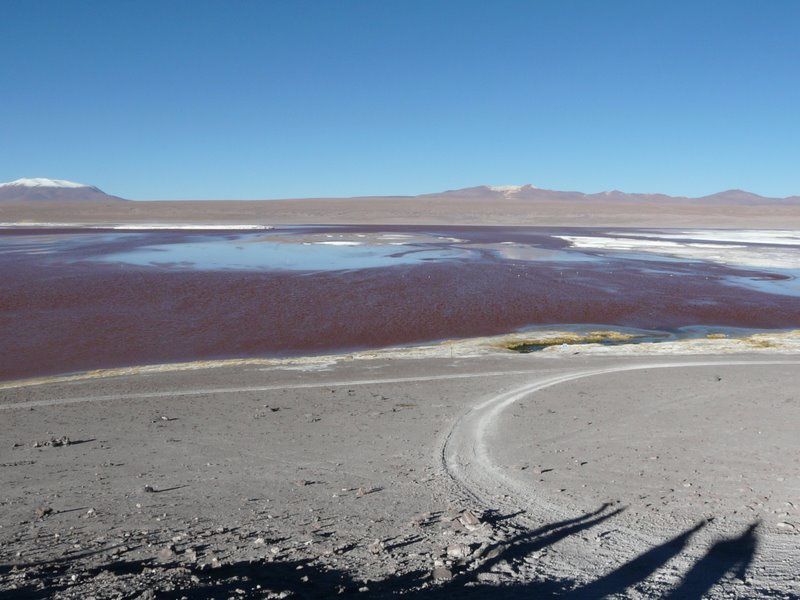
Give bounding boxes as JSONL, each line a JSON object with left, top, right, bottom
{"left": 1, "top": 353, "right": 798, "bottom": 598}
{"left": 3, "top": 196, "right": 800, "bottom": 228}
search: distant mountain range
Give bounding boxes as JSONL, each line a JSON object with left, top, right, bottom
{"left": 0, "top": 178, "right": 125, "bottom": 202}
{"left": 1, "top": 178, "right": 797, "bottom": 205}
{"left": 425, "top": 184, "right": 800, "bottom": 205}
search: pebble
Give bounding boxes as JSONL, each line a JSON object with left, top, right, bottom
{"left": 446, "top": 543, "right": 470, "bottom": 559}
{"left": 368, "top": 539, "right": 385, "bottom": 555}
{"left": 157, "top": 546, "right": 177, "bottom": 562}
{"left": 33, "top": 436, "right": 71, "bottom": 448}
{"left": 458, "top": 510, "right": 483, "bottom": 531}
{"left": 35, "top": 506, "right": 53, "bottom": 519}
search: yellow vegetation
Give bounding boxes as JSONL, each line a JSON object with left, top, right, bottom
{"left": 747, "top": 338, "right": 777, "bottom": 348}
{"left": 506, "top": 330, "right": 640, "bottom": 352}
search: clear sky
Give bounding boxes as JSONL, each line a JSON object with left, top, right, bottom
{"left": 1, "top": 1, "right": 798, "bottom": 200}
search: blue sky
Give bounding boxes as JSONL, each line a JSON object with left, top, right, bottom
{"left": 1, "top": 1, "right": 798, "bottom": 199}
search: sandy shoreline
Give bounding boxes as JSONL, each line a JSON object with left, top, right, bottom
{"left": 2, "top": 344, "right": 799, "bottom": 597}
{"left": 2, "top": 327, "right": 799, "bottom": 390}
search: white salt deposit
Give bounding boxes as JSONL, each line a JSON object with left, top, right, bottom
{"left": 315, "top": 241, "right": 362, "bottom": 246}
{"left": 614, "top": 230, "right": 800, "bottom": 246}
{"left": 0, "top": 222, "right": 273, "bottom": 230}
{"left": 556, "top": 233, "right": 800, "bottom": 269}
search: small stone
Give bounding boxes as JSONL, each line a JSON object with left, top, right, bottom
{"left": 35, "top": 506, "right": 52, "bottom": 519}
{"left": 32, "top": 436, "right": 71, "bottom": 448}
{"left": 477, "top": 572, "right": 503, "bottom": 584}
{"left": 483, "top": 545, "right": 505, "bottom": 560}
{"left": 432, "top": 566, "right": 453, "bottom": 581}
{"left": 458, "top": 510, "right": 482, "bottom": 530}
{"left": 368, "top": 539, "right": 385, "bottom": 554}
{"left": 446, "top": 543, "right": 470, "bottom": 559}
{"left": 333, "top": 544, "right": 351, "bottom": 555}
{"left": 143, "top": 485, "right": 155, "bottom": 493}
{"left": 470, "top": 542, "right": 490, "bottom": 559}
{"left": 157, "top": 545, "right": 177, "bottom": 562}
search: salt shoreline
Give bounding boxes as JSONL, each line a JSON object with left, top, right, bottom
{"left": 2, "top": 327, "right": 798, "bottom": 390}
{"left": 0, "top": 222, "right": 274, "bottom": 230}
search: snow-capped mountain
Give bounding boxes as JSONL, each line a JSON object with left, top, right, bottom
{"left": 427, "top": 184, "right": 586, "bottom": 202}
{"left": 0, "top": 178, "right": 125, "bottom": 202}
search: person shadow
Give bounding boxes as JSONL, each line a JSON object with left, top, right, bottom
{"left": 0, "top": 504, "right": 762, "bottom": 599}
{"left": 663, "top": 522, "right": 759, "bottom": 600}
{"left": 561, "top": 520, "right": 707, "bottom": 599}
{"left": 383, "top": 508, "right": 761, "bottom": 599}
{"left": 463, "top": 518, "right": 759, "bottom": 600}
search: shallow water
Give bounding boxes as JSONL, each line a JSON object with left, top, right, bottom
{"left": 97, "top": 234, "right": 473, "bottom": 271}
{"left": 1, "top": 225, "right": 799, "bottom": 380}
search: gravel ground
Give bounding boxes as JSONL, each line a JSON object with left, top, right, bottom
{"left": 1, "top": 353, "right": 798, "bottom": 599}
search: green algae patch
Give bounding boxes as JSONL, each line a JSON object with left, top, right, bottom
{"left": 505, "top": 330, "right": 643, "bottom": 353}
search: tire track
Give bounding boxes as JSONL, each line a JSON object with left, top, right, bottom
{"left": 439, "top": 359, "right": 800, "bottom": 595}
{"left": 0, "top": 367, "right": 553, "bottom": 411}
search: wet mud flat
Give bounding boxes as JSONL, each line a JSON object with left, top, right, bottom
{"left": 2, "top": 225, "right": 800, "bottom": 381}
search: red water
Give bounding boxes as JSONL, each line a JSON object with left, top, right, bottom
{"left": 1, "top": 226, "right": 799, "bottom": 380}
